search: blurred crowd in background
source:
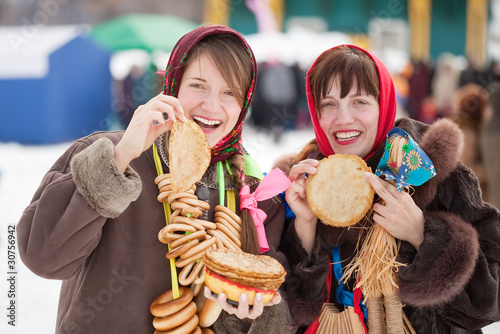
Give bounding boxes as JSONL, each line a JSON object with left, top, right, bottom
{"left": 2, "top": 0, "right": 500, "bottom": 209}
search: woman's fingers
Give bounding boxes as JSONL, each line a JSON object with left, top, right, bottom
{"left": 202, "top": 288, "right": 270, "bottom": 320}
{"left": 157, "top": 93, "right": 187, "bottom": 122}
{"left": 135, "top": 93, "right": 187, "bottom": 122}
{"left": 245, "top": 293, "right": 264, "bottom": 319}
{"left": 366, "top": 173, "right": 425, "bottom": 248}
{"left": 364, "top": 172, "right": 399, "bottom": 204}
{"left": 288, "top": 159, "right": 318, "bottom": 182}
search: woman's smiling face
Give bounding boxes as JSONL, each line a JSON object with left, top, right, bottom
{"left": 178, "top": 53, "right": 242, "bottom": 148}
{"left": 318, "top": 78, "right": 380, "bottom": 159}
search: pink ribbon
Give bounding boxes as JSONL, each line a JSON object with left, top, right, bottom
{"left": 239, "top": 168, "right": 291, "bottom": 253}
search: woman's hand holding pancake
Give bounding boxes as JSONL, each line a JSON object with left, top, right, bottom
{"left": 115, "top": 93, "right": 187, "bottom": 173}
{"left": 203, "top": 287, "right": 281, "bottom": 320}
{"left": 286, "top": 159, "right": 319, "bottom": 256}
{"left": 364, "top": 172, "right": 424, "bottom": 250}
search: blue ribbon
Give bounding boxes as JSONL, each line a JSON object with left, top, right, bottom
{"left": 331, "top": 246, "right": 368, "bottom": 321}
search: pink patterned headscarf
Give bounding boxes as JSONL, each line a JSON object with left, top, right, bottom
{"left": 161, "top": 25, "right": 257, "bottom": 164}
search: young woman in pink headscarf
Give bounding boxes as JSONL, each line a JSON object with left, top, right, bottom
{"left": 17, "top": 25, "right": 290, "bottom": 334}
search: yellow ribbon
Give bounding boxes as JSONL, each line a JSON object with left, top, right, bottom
{"left": 153, "top": 144, "right": 179, "bottom": 299}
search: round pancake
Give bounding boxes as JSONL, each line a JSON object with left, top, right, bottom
{"left": 306, "top": 154, "right": 374, "bottom": 227}
{"left": 169, "top": 120, "right": 210, "bottom": 193}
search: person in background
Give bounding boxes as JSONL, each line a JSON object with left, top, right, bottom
{"left": 16, "top": 25, "right": 289, "bottom": 334}
{"left": 450, "top": 83, "right": 492, "bottom": 203}
{"left": 431, "top": 52, "right": 459, "bottom": 119}
{"left": 274, "top": 44, "right": 500, "bottom": 333}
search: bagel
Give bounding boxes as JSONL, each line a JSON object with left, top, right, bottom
{"left": 170, "top": 230, "right": 207, "bottom": 249}
{"left": 154, "top": 173, "right": 171, "bottom": 185}
{"left": 214, "top": 216, "right": 241, "bottom": 239}
{"left": 153, "top": 301, "right": 197, "bottom": 331}
{"left": 167, "top": 191, "right": 198, "bottom": 204}
{"left": 214, "top": 211, "right": 242, "bottom": 232}
{"left": 174, "top": 216, "right": 216, "bottom": 230}
{"left": 176, "top": 250, "right": 207, "bottom": 268}
{"left": 198, "top": 298, "right": 223, "bottom": 328}
{"left": 171, "top": 202, "right": 203, "bottom": 219}
{"left": 157, "top": 177, "right": 172, "bottom": 190}
{"left": 180, "top": 236, "right": 217, "bottom": 260}
{"left": 166, "top": 239, "right": 200, "bottom": 259}
{"left": 207, "top": 229, "right": 241, "bottom": 252}
{"left": 179, "top": 261, "right": 205, "bottom": 286}
{"left": 214, "top": 223, "right": 241, "bottom": 247}
{"left": 154, "top": 313, "right": 199, "bottom": 334}
{"left": 215, "top": 205, "right": 242, "bottom": 224}
{"left": 150, "top": 287, "right": 193, "bottom": 317}
{"left": 172, "top": 216, "right": 205, "bottom": 231}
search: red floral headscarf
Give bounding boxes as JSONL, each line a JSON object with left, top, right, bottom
{"left": 162, "top": 25, "right": 257, "bottom": 164}
{"left": 306, "top": 44, "right": 397, "bottom": 160}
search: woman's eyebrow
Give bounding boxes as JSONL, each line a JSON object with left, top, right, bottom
{"left": 185, "top": 77, "right": 206, "bottom": 82}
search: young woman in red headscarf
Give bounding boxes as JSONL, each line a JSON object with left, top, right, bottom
{"left": 17, "top": 25, "right": 291, "bottom": 334}
{"left": 274, "top": 45, "right": 500, "bottom": 333}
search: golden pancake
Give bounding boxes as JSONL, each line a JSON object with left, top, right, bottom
{"left": 169, "top": 120, "right": 211, "bottom": 193}
{"left": 306, "top": 154, "right": 374, "bottom": 227}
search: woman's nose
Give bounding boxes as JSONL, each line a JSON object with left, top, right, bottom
{"left": 201, "top": 92, "right": 221, "bottom": 113}
{"left": 334, "top": 105, "right": 354, "bottom": 124}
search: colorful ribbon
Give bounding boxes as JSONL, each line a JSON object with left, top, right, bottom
{"left": 240, "top": 168, "right": 291, "bottom": 253}
{"left": 331, "top": 246, "right": 368, "bottom": 330}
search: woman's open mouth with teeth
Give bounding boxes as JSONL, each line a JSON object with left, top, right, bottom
{"left": 193, "top": 116, "right": 221, "bottom": 130}
{"left": 335, "top": 131, "right": 361, "bottom": 141}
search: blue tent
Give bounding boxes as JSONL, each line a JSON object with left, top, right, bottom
{"left": 0, "top": 26, "right": 113, "bottom": 144}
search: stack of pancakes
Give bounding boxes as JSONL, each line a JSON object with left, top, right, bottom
{"left": 203, "top": 248, "right": 285, "bottom": 305}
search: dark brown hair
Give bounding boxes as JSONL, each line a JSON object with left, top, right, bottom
{"left": 308, "top": 45, "right": 380, "bottom": 117}
{"left": 183, "top": 34, "right": 253, "bottom": 106}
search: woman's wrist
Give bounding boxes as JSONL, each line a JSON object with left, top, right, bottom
{"left": 294, "top": 216, "right": 318, "bottom": 256}
{"left": 114, "top": 144, "right": 132, "bottom": 174}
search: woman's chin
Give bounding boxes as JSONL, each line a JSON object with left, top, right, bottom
{"left": 206, "top": 132, "right": 225, "bottom": 149}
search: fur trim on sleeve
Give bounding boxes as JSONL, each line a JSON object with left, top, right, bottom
{"left": 397, "top": 210, "right": 479, "bottom": 307}
{"left": 70, "top": 138, "right": 142, "bottom": 218}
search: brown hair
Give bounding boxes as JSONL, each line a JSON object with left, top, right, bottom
{"left": 308, "top": 45, "right": 380, "bottom": 117}
{"left": 183, "top": 34, "right": 253, "bottom": 106}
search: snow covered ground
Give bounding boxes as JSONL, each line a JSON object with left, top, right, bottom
{"left": 1, "top": 125, "right": 499, "bottom": 333}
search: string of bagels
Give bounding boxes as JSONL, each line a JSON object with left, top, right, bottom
{"left": 149, "top": 120, "right": 289, "bottom": 334}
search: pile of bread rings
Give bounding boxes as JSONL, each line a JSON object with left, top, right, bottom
{"left": 150, "top": 172, "right": 244, "bottom": 333}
